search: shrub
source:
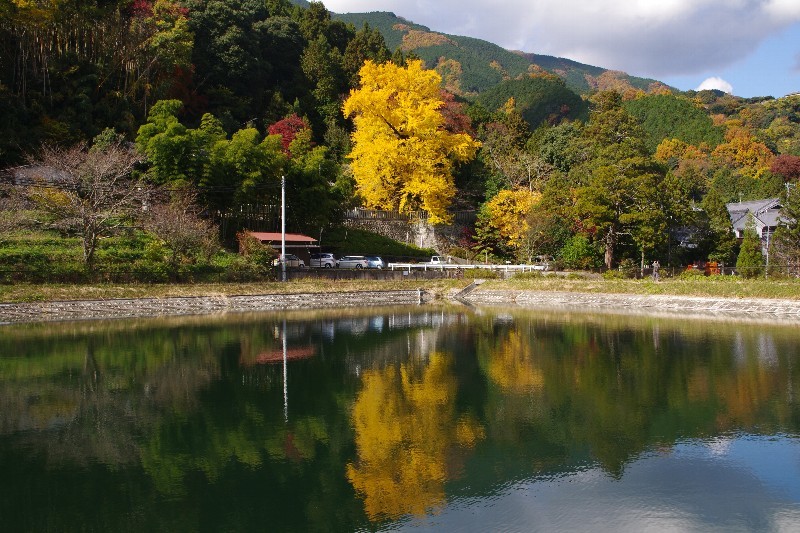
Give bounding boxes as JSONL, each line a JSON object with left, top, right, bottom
{"left": 513, "top": 270, "right": 545, "bottom": 280}
{"left": 602, "top": 269, "right": 625, "bottom": 280}
{"left": 462, "top": 268, "right": 499, "bottom": 279}
{"left": 617, "top": 258, "right": 639, "bottom": 279}
{"left": 678, "top": 268, "right": 707, "bottom": 280}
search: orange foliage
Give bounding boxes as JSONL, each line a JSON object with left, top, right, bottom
{"left": 401, "top": 30, "right": 456, "bottom": 51}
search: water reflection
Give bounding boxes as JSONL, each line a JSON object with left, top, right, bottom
{"left": 1, "top": 307, "right": 799, "bottom": 531}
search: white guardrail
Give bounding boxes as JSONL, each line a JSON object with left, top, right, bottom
{"left": 387, "top": 262, "right": 549, "bottom": 272}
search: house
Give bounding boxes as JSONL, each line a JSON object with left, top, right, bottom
{"left": 726, "top": 198, "right": 784, "bottom": 241}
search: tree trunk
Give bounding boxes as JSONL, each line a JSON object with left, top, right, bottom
{"left": 604, "top": 228, "right": 616, "bottom": 270}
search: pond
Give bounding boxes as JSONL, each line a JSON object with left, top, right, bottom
{"left": 1, "top": 305, "right": 800, "bottom": 532}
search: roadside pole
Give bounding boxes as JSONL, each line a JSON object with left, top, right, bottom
{"left": 281, "top": 175, "right": 286, "bottom": 282}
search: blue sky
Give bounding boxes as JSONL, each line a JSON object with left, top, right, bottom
{"left": 323, "top": 1, "right": 800, "bottom": 98}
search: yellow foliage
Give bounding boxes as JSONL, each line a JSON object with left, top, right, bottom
{"left": 712, "top": 124, "right": 775, "bottom": 179}
{"left": 485, "top": 188, "right": 541, "bottom": 250}
{"left": 343, "top": 60, "right": 479, "bottom": 223}
{"left": 487, "top": 330, "right": 545, "bottom": 393}
{"left": 346, "top": 353, "right": 484, "bottom": 520}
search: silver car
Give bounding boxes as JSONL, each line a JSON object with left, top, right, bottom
{"left": 337, "top": 255, "right": 368, "bottom": 269}
{"left": 273, "top": 254, "right": 305, "bottom": 268}
{"left": 310, "top": 252, "right": 336, "bottom": 268}
{"left": 365, "top": 256, "right": 385, "bottom": 269}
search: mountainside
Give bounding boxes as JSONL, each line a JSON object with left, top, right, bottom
{"left": 334, "top": 11, "right": 668, "bottom": 97}
{"left": 475, "top": 76, "right": 589, "bottom": 127}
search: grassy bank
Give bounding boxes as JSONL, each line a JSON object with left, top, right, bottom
{"left": 1, "top": 274, "right": 799, "bottom": 304}
{"left": 492, "top": 275, "right": 800, "bottom": 300}
{"left": 0, "top": 279, "right": 463, "bottom": 303}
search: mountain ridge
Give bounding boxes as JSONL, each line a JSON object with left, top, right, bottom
{"left": 333, "top": 11, "right": 669, "bottom": 97}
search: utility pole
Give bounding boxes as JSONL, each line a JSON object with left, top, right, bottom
{"left": 281, "top": 175, "right": 286, "bottom": 282}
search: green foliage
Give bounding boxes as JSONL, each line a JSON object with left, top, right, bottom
{"left": 512, "top": 270, "right": 545, "bottom": 280}
{"left": 322, "top": 227, "right": 435, "bottom": 258}
{"left": 678, "top": 268, "right": 707, "bottom": 279}
{"left": 624, "top": 94, "right": 724, "bottom": 153}
{"left": 475, "top": 77, "right": 587, "bottom": 128}
{"left": 462, "top": 268, "right": 499, "bottom": 279}
{"left": 558, "top": 235, "right": 600, "bottom": 270}
{"left": 736, "top": 216, "right": 764, "bottom": 278}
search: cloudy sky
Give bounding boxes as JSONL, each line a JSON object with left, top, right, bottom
{"left": 322, "top": 0, "right": 800, "bottom": 98}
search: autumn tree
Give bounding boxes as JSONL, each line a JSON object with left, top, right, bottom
{"left": 140, "top": 187, "right": 220, "bottom": 271}
{"left": 478, "top": 188, "right": 541, "bottom": 260}
{"left": 342, "top": 60, "right": 480, "bottom": 223}
{"left": 26, "top": 139, "right": 148, "bottom": 268}
{"left": 770, "top": 154, "right": 800, "bottom": 182}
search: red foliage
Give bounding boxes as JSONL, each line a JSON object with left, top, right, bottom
{"left": 131, "top": 0, "right": 153, "bottom": 18}
{"left": 770, "top": 154, "right": 800, "bottom": 182}
{"left": 267, "top": 114, "right": 310, "bottom": 155}
{"left": 439, "top": 90, "right": 474, "bottom": 135}
{"left": 166, "top": 65, "right": 208, "bottom": 119}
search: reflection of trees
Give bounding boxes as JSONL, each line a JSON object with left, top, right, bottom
{"left": 347, "top": 352, "right": 484, "bottom": 521}
{"left": 477, "top": 313, "right": 800, "bottom": 477}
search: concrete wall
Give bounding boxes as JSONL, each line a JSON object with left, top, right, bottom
{"left": 343, "top": 218, "right": 468, "bottom": 253}
{"left": 0, "top": 290, "right": 427, "bottom": 324}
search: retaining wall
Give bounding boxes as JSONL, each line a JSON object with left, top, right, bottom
{"left": 0, "top": 290, "right": 426, "bottom": 325}
{"left": 465, "top": 290, "right": 800, "bottom": 320}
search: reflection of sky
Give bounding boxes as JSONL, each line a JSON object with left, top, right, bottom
{"left": 383, "top": 435, "right": 800, "bottom": 532}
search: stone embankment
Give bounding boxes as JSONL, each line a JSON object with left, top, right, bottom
{"left": 0, "top": 290, "right": 427, "bottom": 325}
{"left": 464, "top": 290, "right": 800, "bottom": 321}
{"left": 3, "top": 287, "right": 800, "bottom": 325}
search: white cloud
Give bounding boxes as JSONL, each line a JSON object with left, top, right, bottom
{"left": 696, "top": 77, "right": 733, "bottom": 93}
{"left": 322, "top": 1, "right": 800, "bottom": 78}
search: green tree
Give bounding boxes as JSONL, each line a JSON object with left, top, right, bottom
{"left": 701, "top": 187, "right": 738, "bottom": 265}
{"left": 572, "top": 91, "right": 667, "bottom": 269}
{"left": 736, "top": 215, "right": 764, "bottom": 278}
{"left": 773, "top": 185, "right": 800, "bottom": 275}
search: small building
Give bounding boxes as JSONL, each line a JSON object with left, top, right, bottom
{"left": 726, "top": 198, "right": 783, "bottom": 241}
{"left": 247, "top": 232, "right": 318, "bottom": 260}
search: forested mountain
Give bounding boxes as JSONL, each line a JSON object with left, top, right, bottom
{"left": 333, "top": 11, "right": 667, "bottom": 97}
{"left": 474, "top": 76, "right": 588, "bottom": 128}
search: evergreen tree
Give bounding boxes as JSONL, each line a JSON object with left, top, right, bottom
{"left": 773, "top": 184, "right": 800, "bottom": 275}
{"left": 736, "top": 215, "right": 764, "bottom": 278}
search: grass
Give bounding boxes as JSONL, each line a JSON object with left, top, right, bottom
{"left": 1, "top": 273, "right": 799, "bottom": 304}
{"left": 0, "top": 279, "right": 464, "bottom": 303}
{"left": 494, "top": 274, "right": 800, "bottom": 300}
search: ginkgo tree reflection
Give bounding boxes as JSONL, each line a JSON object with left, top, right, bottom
{"left": 346, "top": 352, "right": 484, "bottom": 521}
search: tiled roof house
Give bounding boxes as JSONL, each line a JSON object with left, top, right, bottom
{"left": 725, "top": 198, "right": 783, "bottom": 241}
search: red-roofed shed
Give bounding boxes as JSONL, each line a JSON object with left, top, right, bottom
{"left": 248, "top": 232, "right": 318, "bottom": 254}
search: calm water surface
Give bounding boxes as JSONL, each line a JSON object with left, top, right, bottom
{"left": 2, "top": 306, "right": 800, "bottom": 532}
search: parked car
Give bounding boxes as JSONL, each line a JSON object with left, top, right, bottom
{"left": 310, "top": 252, "right": 336, "bottom": 268}
{"left": 337, "top": 255, "right": 368, "bottom": 269}
{"left": 273, "top": 254, "right": 305, "bottom": 268}
{"left": 365, "top": 256, "right": 385, "bottom": 269}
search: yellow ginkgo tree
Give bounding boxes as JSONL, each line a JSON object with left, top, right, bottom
{"left": 343, "top": 60, "right": 479, "bottom": 223}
